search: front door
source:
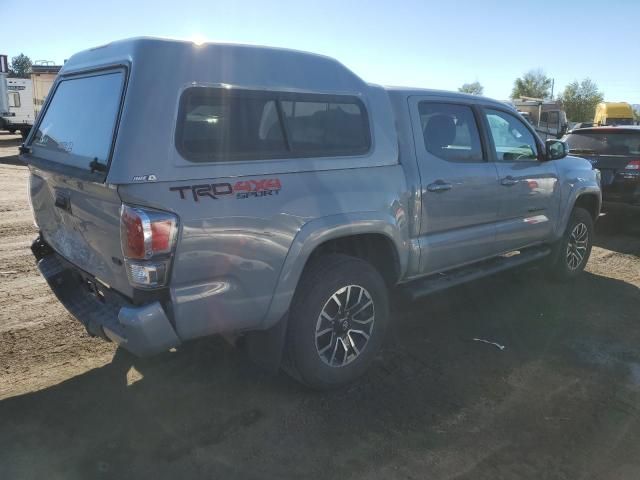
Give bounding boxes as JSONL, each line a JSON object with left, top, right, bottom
{"left": 410, "top": 97, "right": 500, "bottom": 275}
{"left": 481, "top": 107, "right": 561, "bottom": 253}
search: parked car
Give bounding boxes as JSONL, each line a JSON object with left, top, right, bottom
{"left": 23, "top": 38, "right": 601, "bottom": 389}
{"left": 564, "top": 126, "right": 640, "bottom": 207}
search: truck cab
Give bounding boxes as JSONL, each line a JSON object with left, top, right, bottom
{"left": 594, "top": 102, "right": 635, "bottom": 126}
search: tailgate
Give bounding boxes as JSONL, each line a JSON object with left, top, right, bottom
{"left": 29, "top": 170, "right": 131, "bottom": 295}
{"left": 579, "top": 154, "right": 632, "bottom": 186}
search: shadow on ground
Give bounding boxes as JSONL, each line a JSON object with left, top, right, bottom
{"left": 1, "top": 267, "right": 639, "bottom": 479}
{"left": 0, "top": 132, "right": 23, "bottom": 166}
{"left": 595, "top": 206, "right": 640, "bottom": 256}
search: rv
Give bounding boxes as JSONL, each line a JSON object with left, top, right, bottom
{"left": 4, "top": 77, "right": 35, "bottom": 136}
{"left": 1, "top": 63, "right": 61, "bottom": 138}
{"left": 512, "top": 97, "right": 568, "bottom": 140}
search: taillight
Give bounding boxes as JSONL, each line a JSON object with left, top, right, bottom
{"left": 625, "top": 160, "right": 640, "bottom": 170}
{"left": 120, "top": 204, "right": 178, "bottom": 288}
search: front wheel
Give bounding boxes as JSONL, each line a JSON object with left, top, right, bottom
{"left": 286, "top": 254, "right": 389, "bottom": 389}
{"left": 546, "top": 207, "right": 594, "bottom": 280}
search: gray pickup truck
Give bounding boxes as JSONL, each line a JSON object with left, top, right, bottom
{"left": 23, "top": 38, "right": 601, "bottom": 389}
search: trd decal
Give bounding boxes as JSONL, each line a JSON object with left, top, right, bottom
{"left": 170, "top": 178, "right": 281, "bottom": 201}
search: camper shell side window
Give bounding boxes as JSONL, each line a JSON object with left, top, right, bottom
{"left": 175, "top": 87, "right": 371, "bottom": 163}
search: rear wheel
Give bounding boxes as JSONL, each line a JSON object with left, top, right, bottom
{"left": 547, "top": 207, "right": 594, "bottom": 280}
{"left": 286, "top": 254, "right": 389, "bottom": 389}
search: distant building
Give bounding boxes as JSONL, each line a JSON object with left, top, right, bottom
{"left": 31, "top": 64, "right": 62, "bottom": 117}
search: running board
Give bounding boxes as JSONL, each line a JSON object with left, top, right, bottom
{"left": 402, "top": 246, "right": 551, "bottom": 301}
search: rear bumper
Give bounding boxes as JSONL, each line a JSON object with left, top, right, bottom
{"left": 36, "top": 250, "right": 181, "bottom": 357}
{"left": 602, "top": 173, "right": 640, "bottom": 206}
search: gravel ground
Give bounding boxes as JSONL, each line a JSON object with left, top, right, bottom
{"left": 1, "top": 131, "right": 639, "bottom": 479}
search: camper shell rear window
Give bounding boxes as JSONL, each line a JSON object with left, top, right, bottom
{"left": 28, "top": 68, "right": 126, "bottom": 178}
{"left": 175, "top": 88, "right": 371, "bottom": 162}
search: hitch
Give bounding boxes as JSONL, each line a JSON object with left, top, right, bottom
{"left": 31, "top": 235, "right": 53, "bottom": 261}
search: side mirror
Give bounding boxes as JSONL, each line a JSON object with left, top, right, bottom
{"left": 545, "top": 139, "right": 568, "bottom": 160}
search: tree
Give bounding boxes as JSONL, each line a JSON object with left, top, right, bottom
{"left": 9, "top": 54, "right": 32, "bottom": 78}
{"left": 511, "top": 69, "right": 552, "bottom": 100}
{"left": 458, "top": 81, "right": 484, "bottom": 96}
{"left": 559, "top": 78, "right": 604, "bottom": 122}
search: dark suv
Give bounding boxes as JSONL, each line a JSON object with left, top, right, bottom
{"left": 564, "top": 127, "right": 640, "bottom": 207}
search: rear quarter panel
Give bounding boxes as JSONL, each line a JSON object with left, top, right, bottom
{"left": 118, "top": 165, "right": 409, "bottom": 339}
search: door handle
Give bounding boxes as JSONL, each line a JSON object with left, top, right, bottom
{"left": 500, "top": 176, "right": 519, "bottom": 186}
{"left": 427, "top": 181, "right": 453, "bottom": 193}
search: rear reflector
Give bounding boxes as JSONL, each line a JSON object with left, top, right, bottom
{"left": 625, "top": 160, "right": 640, "bottom": 170}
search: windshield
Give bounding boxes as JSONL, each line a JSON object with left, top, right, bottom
{"left": 564, "top": 131, "right": 640, "bottom": 155}
{"left": 30, "top": 70, "right": 124, "bottom": 171}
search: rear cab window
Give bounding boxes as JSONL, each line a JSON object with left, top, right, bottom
{"left": 28, "top": 69, "right": 126, "bottom": 178}
{"left": 175, "top": 88, "right": 370, "bottom": 162}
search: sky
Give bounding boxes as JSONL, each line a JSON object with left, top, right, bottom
{"left": 1, "top": 0, "right": 639, "bottom": 103}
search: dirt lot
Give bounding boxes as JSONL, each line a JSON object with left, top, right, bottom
{"left": 1, "top": 131, "right": 639, "bottom": 479}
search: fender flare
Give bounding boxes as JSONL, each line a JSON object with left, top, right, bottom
{"left": 554, "top": 185, "right": 601, "bottom": 239}
{"left": 260, "top": 211, "right": 408, "bottom": 329}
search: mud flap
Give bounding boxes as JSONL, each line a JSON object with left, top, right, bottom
{"left": 244, "top": 312, "right": 289, "bottom": 375}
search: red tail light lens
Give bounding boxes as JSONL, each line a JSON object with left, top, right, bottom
{"left": 121, "top": 206, "right": 146, "bottom": 259}
{"left": 625, "top": 160, "right": 640, "bottom": 170}
{"left": 120, "top": 205, "right": 177, "bottom": 260}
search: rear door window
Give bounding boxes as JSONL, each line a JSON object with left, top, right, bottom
{"left": 30, "top": 70, "right": 125, "bottom": 171}
{"left": 419, "top": 102, "right": 484, "bottom": 163}
{"left": 176, "top": 88, "right": 370, "bottom": 162}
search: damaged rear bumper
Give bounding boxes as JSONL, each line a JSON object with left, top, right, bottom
{"left": 35, "top": 241, "right": 180, "bottom": 357}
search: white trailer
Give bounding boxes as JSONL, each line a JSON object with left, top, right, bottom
{"left": 4, "top": 77, "right": 35, "bottom": 136}
{"left": 0, "top": 61, "right": 61, "bottom": 137}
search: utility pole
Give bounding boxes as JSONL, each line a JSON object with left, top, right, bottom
{"left": 550, "top": 78, "right": 555, "bottom": 99}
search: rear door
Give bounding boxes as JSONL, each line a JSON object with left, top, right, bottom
{"left": 24, "top": 68, "right": 131, "bottom": 294}
{"left": 410, "top": 97, "right": 500, "bottom": 274}
{"left": 481, "top": 107, "right": 560, "bottom": 252}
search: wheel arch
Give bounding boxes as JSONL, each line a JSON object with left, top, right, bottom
{"left": 261, "top": 212, "right": 408, "bottom": 330}
{"left": 554, "top": 186, "right": 601, "bottom": 239}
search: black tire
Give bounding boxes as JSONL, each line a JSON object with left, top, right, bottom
{"left": 8, "top": 129, "right": 16, "bottom": 134}
{"left": 546, "top": 207, "right": 594, "bottom": 280}
{"left": 286, "top": 254, "right": 389, "bottom": 389}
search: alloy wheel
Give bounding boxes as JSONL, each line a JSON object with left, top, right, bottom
{"left": 566, "top": 222, "right": 589, "bottom": 271}
{"left": 315, "top": 285, "right": 375, "bottom": 367}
